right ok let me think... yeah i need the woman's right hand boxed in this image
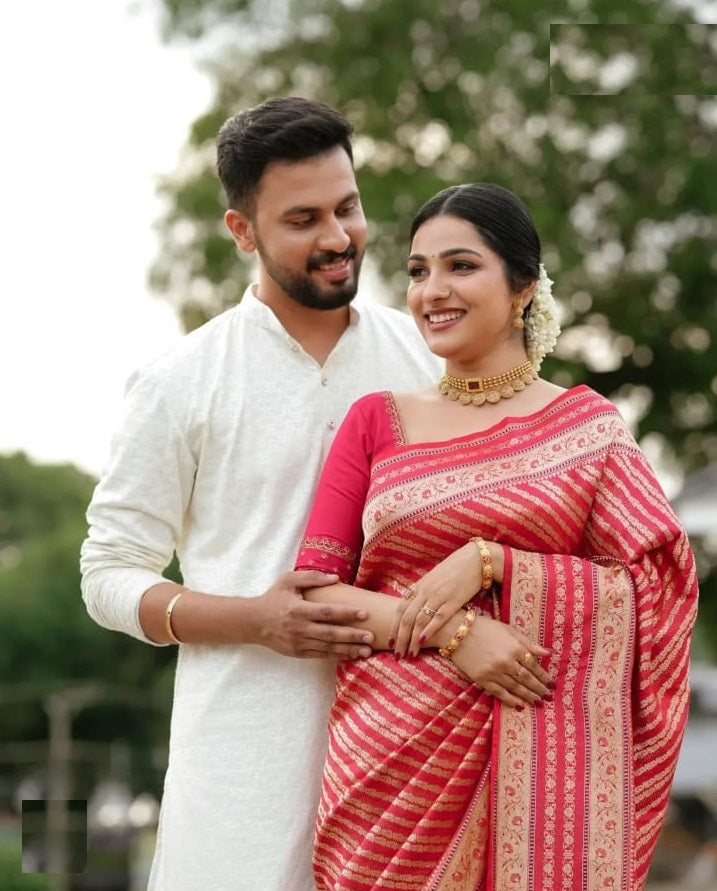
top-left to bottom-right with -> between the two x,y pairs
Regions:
450,614 -> 553,708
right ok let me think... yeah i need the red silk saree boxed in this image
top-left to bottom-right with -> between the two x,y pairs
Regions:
296,386 -> 697,891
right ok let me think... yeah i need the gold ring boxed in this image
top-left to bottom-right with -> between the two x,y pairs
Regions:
421,605 -> 438,618
402,585 -> 417,601
520,652 -> 537,668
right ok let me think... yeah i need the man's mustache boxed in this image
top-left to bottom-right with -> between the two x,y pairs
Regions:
307,245 -> 357,271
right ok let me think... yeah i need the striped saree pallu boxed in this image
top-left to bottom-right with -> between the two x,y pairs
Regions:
297,388 -> 698,891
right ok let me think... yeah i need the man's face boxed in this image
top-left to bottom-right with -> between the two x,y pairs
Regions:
243,146 -> 368,310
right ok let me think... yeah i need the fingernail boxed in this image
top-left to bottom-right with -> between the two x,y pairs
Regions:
362,633 -> 372,643
359,647 -> 372,658
387,638 -> 395,649
543,692 -> 553,701
394,652 -> 401,661
418,634 -> 426,646
534,699 -> 543,707
516,705 -> 525,711
547,680 -> 556,690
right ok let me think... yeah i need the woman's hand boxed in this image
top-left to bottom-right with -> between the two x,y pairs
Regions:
391,541 -> 502,657
451,614 -> 552,708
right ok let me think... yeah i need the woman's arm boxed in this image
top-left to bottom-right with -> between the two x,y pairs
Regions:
305,582 -> 552,707
389,539 -> 506,656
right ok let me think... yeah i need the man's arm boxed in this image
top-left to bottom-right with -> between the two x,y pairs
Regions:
138,575 -> 375,659
81,368 -> 373,658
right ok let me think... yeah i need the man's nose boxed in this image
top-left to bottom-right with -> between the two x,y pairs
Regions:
316,215 -> 351,253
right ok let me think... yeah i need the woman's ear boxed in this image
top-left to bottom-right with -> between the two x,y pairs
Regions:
519,281 -> 537,314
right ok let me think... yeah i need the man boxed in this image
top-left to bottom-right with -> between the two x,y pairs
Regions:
80,96 -> 441,891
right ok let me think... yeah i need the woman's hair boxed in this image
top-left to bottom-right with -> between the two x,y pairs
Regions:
409,183 -> 541,293
216,96 -> 354,215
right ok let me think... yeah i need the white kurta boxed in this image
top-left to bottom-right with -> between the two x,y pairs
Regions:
80,288 -> 442,891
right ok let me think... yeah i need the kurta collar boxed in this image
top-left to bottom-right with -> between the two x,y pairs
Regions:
237,284 -> 362,336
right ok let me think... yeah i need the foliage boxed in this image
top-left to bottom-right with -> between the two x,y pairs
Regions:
0,453 -> 173,799
0,840 -> 48,891
149,0 -> 716,481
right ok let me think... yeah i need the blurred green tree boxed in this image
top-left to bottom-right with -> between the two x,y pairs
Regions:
0,454 -> 174,797
148,0 -> 717,653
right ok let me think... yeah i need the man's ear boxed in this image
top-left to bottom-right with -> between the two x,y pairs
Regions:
224,209 -> 256,253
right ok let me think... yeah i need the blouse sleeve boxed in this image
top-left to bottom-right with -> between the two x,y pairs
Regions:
295,395 -> 380,583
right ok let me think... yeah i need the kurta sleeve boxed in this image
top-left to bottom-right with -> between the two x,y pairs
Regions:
295,395 -> 379,583
80,367 -> 197,644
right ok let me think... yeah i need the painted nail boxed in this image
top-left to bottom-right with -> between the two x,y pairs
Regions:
543,692 -> 554,701
418,634 -> 426,646
394,652 -> 401,661
387,638 -> 395,649
516,705 -> 525,711
547,680 -> 556,690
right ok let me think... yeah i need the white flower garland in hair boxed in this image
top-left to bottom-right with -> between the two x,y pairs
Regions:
525,263 -> 561,371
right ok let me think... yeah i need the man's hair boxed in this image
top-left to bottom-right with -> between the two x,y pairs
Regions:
216,96 -> 355,215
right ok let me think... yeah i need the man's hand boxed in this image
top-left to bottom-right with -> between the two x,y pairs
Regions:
249,571 -> 374,658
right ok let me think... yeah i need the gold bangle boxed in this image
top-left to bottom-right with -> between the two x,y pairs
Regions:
471,537 -> 493,591
439,608 -> 477,660
165,592 -> 184,645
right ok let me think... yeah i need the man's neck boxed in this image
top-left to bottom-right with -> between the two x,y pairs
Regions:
255,285 -> 352,366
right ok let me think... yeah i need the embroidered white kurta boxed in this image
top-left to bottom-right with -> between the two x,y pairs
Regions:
80,288 -> 442,891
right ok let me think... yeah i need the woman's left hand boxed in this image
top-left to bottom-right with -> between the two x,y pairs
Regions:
391,541 -> 492,657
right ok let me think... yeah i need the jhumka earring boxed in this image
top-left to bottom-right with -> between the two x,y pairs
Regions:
512,303 -> 525,330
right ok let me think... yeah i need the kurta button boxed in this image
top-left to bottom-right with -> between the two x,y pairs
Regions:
321,378 -> 328,386
327,420 -> 336,430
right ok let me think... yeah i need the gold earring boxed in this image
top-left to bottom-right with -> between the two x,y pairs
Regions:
513,304 -> 525,330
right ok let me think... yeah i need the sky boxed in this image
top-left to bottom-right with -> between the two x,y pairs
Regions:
1,0 -> 210,477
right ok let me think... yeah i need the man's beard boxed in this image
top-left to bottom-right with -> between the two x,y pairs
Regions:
258,240 -> 363,311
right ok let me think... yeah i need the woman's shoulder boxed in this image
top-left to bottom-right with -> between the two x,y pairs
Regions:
562,383 -> 625,418
345,389 -> 433,449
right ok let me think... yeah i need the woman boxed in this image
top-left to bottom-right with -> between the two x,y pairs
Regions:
295,183 -> 698,890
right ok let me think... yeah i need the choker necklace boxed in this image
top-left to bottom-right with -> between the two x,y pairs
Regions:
438,361 -> 538,406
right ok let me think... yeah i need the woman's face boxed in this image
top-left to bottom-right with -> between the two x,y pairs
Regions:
406,214 -> 528,370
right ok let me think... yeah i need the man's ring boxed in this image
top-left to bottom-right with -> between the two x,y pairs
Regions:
402,585 -> 417,601
520,652 -> 537,668
421,605 -> 438,618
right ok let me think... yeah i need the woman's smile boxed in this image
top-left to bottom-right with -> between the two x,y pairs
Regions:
424,309 -> 466,331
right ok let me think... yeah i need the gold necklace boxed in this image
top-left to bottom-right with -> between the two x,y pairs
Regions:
438,361 -> 538,406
